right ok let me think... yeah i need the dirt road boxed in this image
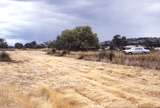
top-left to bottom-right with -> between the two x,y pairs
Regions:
0,51 -> 160,108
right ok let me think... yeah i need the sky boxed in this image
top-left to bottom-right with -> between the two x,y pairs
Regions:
1,0 -> 160,45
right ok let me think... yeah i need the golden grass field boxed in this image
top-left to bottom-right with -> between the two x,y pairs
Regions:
0,50 -> 160,108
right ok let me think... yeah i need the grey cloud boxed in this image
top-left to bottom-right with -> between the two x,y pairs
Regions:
1,0 -> 160,45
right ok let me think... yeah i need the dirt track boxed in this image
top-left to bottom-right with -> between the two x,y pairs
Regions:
0,51 -> 160,108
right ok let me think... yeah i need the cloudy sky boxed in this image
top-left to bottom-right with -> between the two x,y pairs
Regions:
0,0 -> 160,45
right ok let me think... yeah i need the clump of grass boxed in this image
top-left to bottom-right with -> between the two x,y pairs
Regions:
0,51 -> 12,62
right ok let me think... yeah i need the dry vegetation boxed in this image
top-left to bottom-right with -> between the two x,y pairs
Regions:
0,50 -> 160,108
0,51 -> 12,62
114,52 -> 160,70
67,51 -> 160,70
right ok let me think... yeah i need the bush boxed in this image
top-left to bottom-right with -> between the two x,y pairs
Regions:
59,50 -> 67,56
98,49 -> 107,61
47,48 -> 56,55
98,50 -> 115,61
77,54 -> 84,59
0,51 -> 11,62
54,50 -> 68,57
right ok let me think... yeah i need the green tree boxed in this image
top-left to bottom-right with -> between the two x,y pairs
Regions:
121,36 -> 127,48
45,40 -> 56,48
56,26 -> 99,51
15,42 -> 23,49
24,41 -> 37,48
74,26 -> 99,50
112,35 -> 127,49
112,35 -> 121,48
56,30 -> 76,50
0,38 -> 8,48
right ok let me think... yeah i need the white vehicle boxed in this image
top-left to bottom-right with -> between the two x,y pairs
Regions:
154,47 -> 160,51
123,47 -> 150,54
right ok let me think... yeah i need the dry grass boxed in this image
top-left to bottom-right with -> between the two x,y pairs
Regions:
68,51 -> 98,61
0,51 -> 160,108
113,52 -> 160,69
68,51 -> 160,70
0,85 -> 86,108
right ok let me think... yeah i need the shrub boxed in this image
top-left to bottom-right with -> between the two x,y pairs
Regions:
77,54 -> 84,59
98,50 -> 115,61
0,51 -> 11,62
47,48 -> 56,55
54,50 -> 68,57
59,50 -> 67,56
98,49 -> 106,61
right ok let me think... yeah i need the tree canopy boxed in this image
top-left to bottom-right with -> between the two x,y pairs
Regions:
15,43 -> 23,49
112,35 -> 127,49
55,26 -> 99,51
24,41 -> 46,49
0,38 -> 8,48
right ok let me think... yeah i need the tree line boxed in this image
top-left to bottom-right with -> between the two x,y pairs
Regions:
1,26 -> 160,50
102,35 -> 160,50
0,26 -> 99,50
0,40 -> 46,49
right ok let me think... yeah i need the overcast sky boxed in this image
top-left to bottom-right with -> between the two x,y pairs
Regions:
1,0 -> 160,45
